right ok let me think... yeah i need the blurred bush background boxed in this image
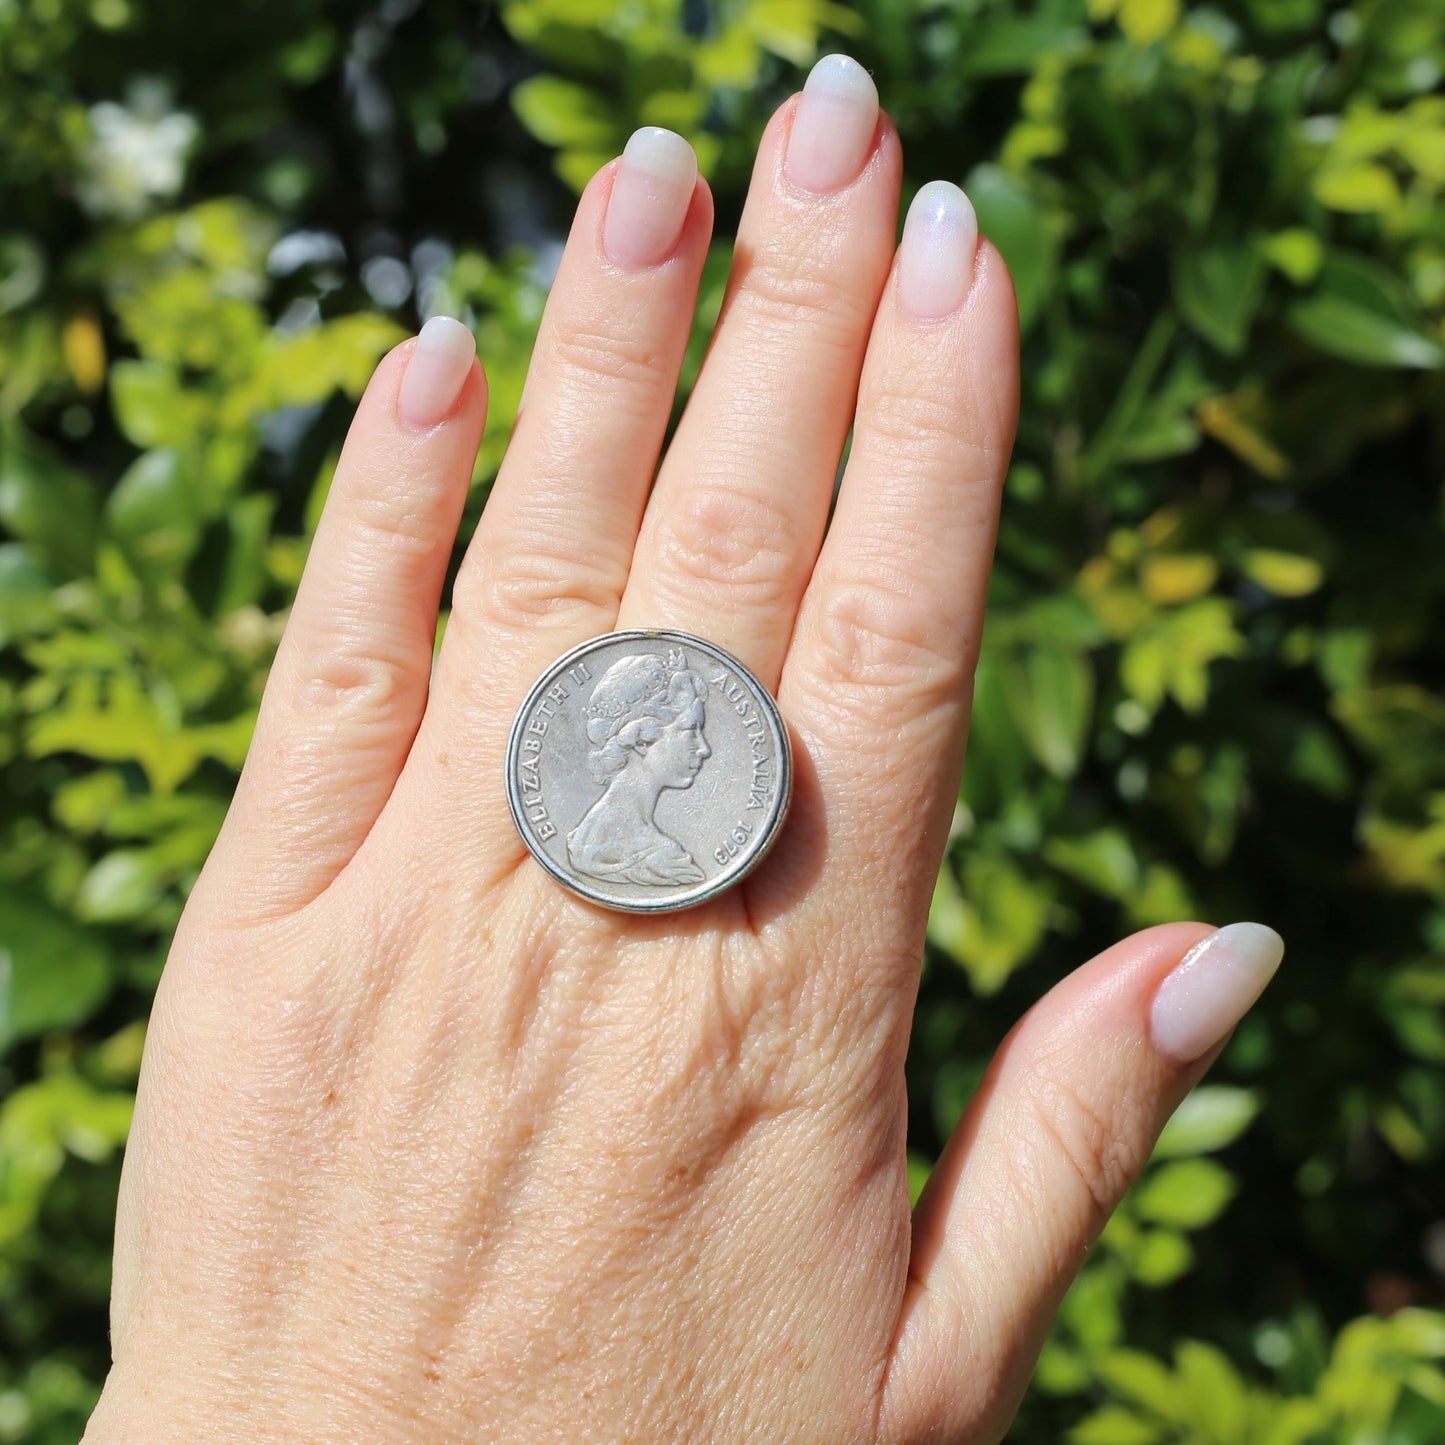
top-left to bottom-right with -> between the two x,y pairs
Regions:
3,0 -> 1444,1438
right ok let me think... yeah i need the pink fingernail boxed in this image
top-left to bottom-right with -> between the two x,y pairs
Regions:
1150,923 -> 1285,1064
397,316 -> 476,430
897,180 -> 979,320
786,54 -> 879,193
602,127 -> 697,270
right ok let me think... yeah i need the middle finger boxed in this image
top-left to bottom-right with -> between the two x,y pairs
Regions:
615,56 -> 901,689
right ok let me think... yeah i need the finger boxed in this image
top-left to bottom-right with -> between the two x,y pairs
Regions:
880,922 -> 1286,1445
433,129 -> 711,719
615,56 -> 900,686
207,320 -> 483,920
778,184 -> 1018,936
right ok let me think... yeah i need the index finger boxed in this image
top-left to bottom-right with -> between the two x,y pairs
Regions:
777,184 -> 1020,942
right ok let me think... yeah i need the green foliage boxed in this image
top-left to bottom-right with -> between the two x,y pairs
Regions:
1064,1310 -> 1445,1443
3,0 -> 1444,1439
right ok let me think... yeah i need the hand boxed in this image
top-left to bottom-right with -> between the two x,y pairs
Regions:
84,56 -> 1283,1445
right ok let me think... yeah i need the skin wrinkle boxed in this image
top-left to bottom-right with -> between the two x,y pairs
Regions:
542,320 -> 677,395
722,255 -> 878,352
455,538 -> 627,630
652,481 -> 805,604
853,381 -> 1007,469
806,579 -> 967,721
1022,1041 -> 1156,1236
304,912 -> 579,1437
124,977 -> 338,1354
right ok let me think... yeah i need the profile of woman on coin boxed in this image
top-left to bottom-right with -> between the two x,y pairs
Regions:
566,648 -> 713,886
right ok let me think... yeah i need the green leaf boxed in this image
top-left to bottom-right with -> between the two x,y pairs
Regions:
0,424 -> 99,578
0,543 -> 57,645
1035,1340 -> 1094,1395
0,234 -> 46,314
1261,228 -> 1325,285
1240,549 -> 1325,596
964,164 -> 1057,333
1126,866 -> 1197,929
1287,253 -> 1445,369
0,1072 -> 134,1244
1175,1340 -> 1249,1439
1001,645 -> 1095,778
960,17 -> 1089,75
236,314 -> 407,415
1122,600 -> 1245,717
1068,1405 -> 1165,1444
1060,1264 -> 1125,1351
1119,0 -> 1179,44
1044,828 -> 1139,898
110,360 -> 205,449
1173,242 -> 1267,355
556,148 -> 616,194
929,851 -> 1051,996
1313,162 -> 1400,213
1095,1349 -> 1182,1420
105,449 -> 202,574
1140,553 -> 1219,603
0,887 -> 112,1054
1135,1158 -> 1237,1227
214,493 -> 276,614
26,673 -> 251,794
1130,1229 -> 1195,1285
511,76 -> 617,149
1154,1086 -> 1262,1157
74,850 -> 170,924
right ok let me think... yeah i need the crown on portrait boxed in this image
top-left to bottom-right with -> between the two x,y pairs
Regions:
583,647 -> 691,721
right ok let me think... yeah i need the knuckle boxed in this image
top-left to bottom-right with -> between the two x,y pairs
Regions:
288,641 -> 409,724
1026,1071 -> 1144,1224
807,571 -> 963,708
652,484 -> 800,607
545,322 -> 673,407
340,486 -> 444,560
733,250 -> 871,348
862,384 -> 997,465
454,539 -> 624,631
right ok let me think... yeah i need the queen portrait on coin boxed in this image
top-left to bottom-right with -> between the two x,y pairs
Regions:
566,648 -> 713,887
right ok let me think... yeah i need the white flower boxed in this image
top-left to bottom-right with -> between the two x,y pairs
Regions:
76,80 -> 199,221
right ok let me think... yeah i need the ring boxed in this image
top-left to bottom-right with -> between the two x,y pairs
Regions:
505,631 -> 793,913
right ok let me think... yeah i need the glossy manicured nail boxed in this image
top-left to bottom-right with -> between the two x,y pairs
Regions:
603,127 -> 697,269
897,180 -> 979,319
786,54 -> 880,193
1150,923 -> 1285,1064
397,315 -> 476,429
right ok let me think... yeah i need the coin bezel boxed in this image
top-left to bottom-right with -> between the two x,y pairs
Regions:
505,630 -> 793,914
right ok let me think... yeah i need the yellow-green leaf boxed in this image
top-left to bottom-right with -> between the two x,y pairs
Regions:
1069,1405 -> 1165,1444
1135,1158 -> 1236,1228
1242,549 -> 1325,597
1313,162 -> 1400,213
1261,228 -> 1324,285
1141,554 -> 1219,604
1119,0 -> 1178,45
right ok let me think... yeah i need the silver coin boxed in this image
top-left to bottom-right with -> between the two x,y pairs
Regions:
505,630 -> 792,913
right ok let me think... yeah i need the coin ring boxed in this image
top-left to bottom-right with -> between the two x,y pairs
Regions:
505,631 -> 793,914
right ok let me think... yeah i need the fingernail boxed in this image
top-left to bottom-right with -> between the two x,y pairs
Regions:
786,54 -> 879,193
1150,923 -> 1285,1064
897,181 -> 979,320
603,127 -> 697,270
397,316 -> 476,429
